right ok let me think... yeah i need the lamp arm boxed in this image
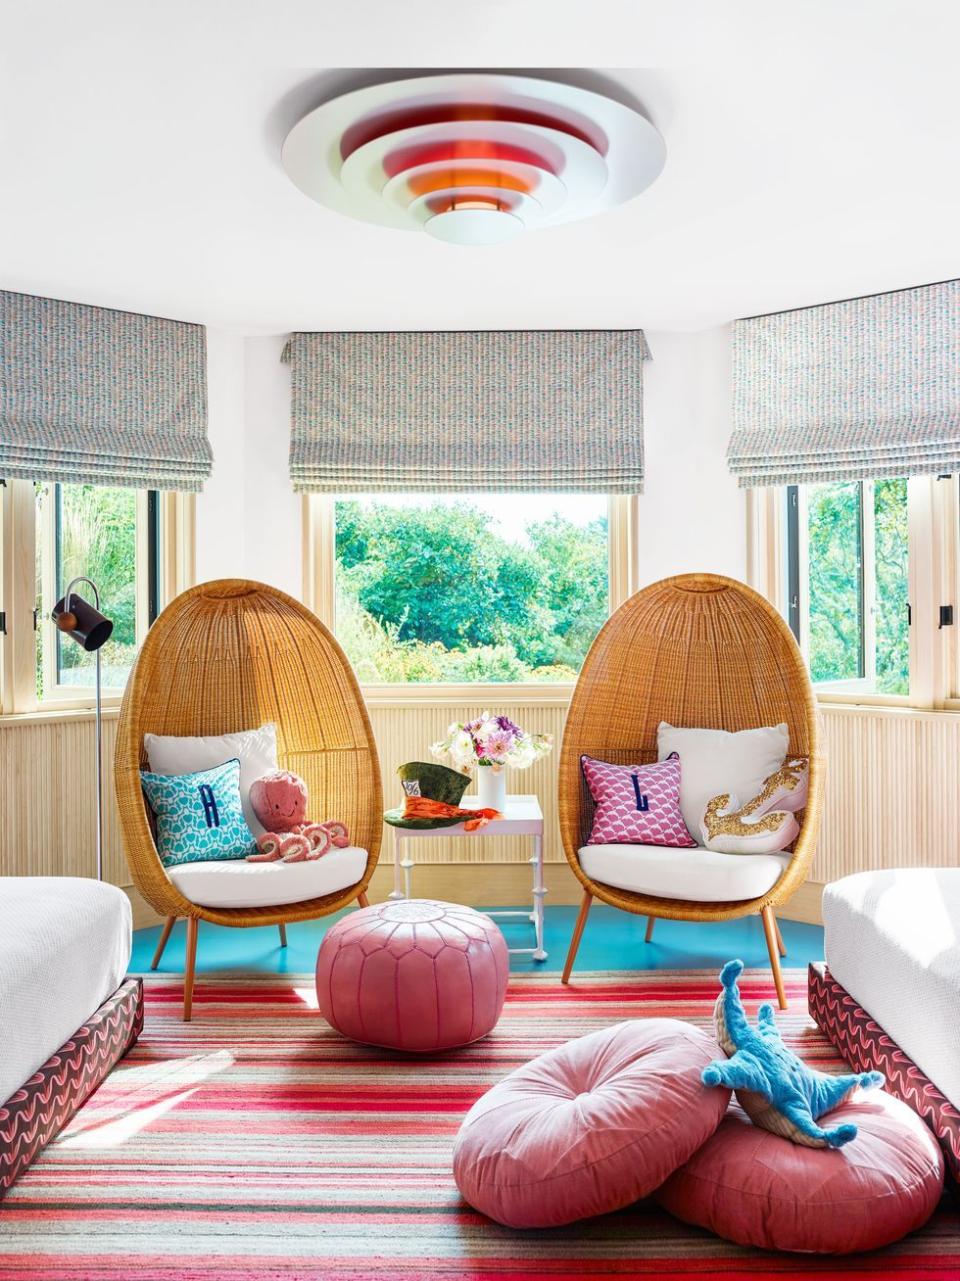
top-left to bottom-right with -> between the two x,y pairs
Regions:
63,575 -> 101,615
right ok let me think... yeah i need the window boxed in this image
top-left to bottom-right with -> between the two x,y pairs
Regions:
332,494 -> 611,684
759,472 -> 960,708
1,478 -> 192,714
787,479 -> 909,697
35,483 -> 160,700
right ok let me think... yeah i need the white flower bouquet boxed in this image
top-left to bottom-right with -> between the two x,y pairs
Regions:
431,712 -> 554,775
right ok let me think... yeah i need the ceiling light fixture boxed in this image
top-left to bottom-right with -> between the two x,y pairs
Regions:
281,73 -> 666,247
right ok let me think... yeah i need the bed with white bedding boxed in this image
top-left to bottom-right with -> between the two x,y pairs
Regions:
822,868 -> 960,1109
811,867 -> 960,1181
0,877 -> 140,1197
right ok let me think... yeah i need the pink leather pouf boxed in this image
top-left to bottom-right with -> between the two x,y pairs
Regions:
453,1019 -> 730,1228
657,1093 -> 944,1254
315,899 -> 509,1052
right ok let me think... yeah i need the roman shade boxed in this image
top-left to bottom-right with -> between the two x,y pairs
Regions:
0,290 -> 211,490
284,329 -> 650,493
728,279 -> 960,487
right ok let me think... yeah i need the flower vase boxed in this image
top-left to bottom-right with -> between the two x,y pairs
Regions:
476,764 -> 507,811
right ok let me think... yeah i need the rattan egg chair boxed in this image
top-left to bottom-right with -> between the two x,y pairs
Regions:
559,572 -> 824,1009
115,579 -> 382,1019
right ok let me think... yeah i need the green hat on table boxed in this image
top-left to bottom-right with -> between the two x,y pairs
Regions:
383,761 -> 472,829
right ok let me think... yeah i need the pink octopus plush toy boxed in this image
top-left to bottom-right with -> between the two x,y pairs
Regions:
246,769 -> 349,863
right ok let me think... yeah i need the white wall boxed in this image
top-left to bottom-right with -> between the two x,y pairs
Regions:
191,323 -> 745,598
194,330 -> 301,596
241,335 -> 301,598
194,328 -> 247,583
639,324 -> 745,585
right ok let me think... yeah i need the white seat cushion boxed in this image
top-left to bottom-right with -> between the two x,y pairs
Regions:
823,868 -> 960,1110
579,844 -> 790,902
167,845 -> 368,909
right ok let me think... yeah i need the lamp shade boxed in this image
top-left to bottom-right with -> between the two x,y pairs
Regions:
52,592 -> 113,652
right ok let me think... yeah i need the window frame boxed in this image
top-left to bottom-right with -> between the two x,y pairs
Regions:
303,492 -> 639,707
0,478 -> 195,716
749,474 -> 956,711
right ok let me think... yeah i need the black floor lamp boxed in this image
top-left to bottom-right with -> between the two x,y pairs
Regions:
52,577 -> 113,882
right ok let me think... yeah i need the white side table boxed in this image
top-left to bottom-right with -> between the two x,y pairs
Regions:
387,795 -> 547,961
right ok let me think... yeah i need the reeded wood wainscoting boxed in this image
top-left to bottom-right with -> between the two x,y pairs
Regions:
0,709 -> 126,885
3,701 -> 959,927
793,705 -> 960,919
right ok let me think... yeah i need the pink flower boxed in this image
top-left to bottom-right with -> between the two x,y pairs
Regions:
480,728 -> 514,762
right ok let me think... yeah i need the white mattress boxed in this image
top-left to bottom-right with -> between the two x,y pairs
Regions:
167,845 -> 369,908
823,868 -> 960,1110
579,844 -> 790,902
0,877 -> 132,1107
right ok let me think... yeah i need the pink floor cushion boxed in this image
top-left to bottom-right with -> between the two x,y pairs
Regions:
453,1018 -> 730,1228
657,1092 -> 944,1254
315,899 -> 509,1052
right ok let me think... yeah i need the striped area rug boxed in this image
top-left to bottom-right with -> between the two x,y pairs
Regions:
0,969 -> 956,1280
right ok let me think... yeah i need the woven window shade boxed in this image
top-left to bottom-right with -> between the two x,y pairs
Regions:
0,290 -> 211,491
728,279 -> 960,487
284,329 -> 650,493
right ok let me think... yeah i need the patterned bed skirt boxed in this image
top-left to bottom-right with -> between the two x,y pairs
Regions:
808,961 -> 960,1182
0,977 -> 143,1198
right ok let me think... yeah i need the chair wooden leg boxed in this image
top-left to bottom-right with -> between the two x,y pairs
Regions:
357,891 -> 370,908
774,916 -> 787,958
645,916 -> 656,943
278,923 -> 288,948
183,916 -> 199,1023
562,891 -> 593,985
151,916 -> 176,970
761,906 -> 788,1010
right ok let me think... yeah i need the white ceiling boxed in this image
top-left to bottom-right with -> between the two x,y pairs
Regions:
2,1 -> 958,333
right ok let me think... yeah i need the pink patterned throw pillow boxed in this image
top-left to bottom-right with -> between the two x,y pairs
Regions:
582,753 -> 696,847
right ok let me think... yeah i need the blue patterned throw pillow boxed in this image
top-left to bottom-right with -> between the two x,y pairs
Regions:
140,758 -> 256,868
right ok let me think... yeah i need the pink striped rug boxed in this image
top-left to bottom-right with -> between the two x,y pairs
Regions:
0,969 -> 956,1280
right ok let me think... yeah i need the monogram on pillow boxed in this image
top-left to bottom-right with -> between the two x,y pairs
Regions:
581,753 -> 696,848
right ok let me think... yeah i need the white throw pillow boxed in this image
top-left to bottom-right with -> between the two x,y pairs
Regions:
656,721 -> 789,844
143,723 -> 278,835
699,756 -> 809,854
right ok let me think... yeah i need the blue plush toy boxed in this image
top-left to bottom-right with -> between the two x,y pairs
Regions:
702,959 -> 884,1149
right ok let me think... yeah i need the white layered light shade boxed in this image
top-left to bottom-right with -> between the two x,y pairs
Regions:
281,73 -> 666,245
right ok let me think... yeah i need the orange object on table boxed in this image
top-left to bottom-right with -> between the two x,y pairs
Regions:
400,796 -> 502,832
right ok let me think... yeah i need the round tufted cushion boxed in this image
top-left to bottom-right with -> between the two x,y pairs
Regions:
453,1018 -> 730,1228
657,1092 -> 944,1254
315,899 -> 509,1052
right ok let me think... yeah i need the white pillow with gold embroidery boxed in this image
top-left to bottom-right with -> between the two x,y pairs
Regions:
700,757 -> 809,855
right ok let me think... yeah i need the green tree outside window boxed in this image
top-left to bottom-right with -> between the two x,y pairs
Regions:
335,497 -> 609,683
